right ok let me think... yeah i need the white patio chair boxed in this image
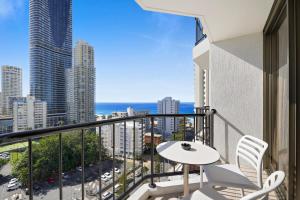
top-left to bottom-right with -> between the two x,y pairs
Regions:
203,135 -> 268,194
191,171 -> 285,200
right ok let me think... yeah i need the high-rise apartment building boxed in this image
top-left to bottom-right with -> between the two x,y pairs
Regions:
1,66 -> 22,116
66,40 -> 95,123
157,97 -> 180,137
29,0 -> 72,126
13,96 -> 47,132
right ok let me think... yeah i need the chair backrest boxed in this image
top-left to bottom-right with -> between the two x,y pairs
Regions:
240,171 -> 285,200
235,135 -> 268,188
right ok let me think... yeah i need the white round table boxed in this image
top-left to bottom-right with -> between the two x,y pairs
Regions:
156,141 -> 220,198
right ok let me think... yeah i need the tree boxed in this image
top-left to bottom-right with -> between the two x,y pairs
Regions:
154,154 -> 161,174
142,166 -> 149,174
116,172 -> 133,196
171,118 -> 185,141
11,130 -> 109,185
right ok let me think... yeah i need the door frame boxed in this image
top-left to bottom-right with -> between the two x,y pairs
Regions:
263,0 -> 300,199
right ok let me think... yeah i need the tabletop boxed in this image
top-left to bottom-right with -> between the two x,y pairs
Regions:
156,141 -> 220,165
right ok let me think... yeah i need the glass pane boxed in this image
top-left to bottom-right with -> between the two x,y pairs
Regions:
276,17 -> 289,190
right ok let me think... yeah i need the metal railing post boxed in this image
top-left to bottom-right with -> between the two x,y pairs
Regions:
173,117 -> 176,140
183,116 -> 186,141
59,133 -> 63,200
173,131 -> 176,172
133,120 -> 136,185
149,116 -> 156,188
210,109 -> 216,148
202,113 -> 205,145
162,116 -> 165,174
28,139 -> 33,200
123,121 -> 127,193
98,126 -> 102,200
81,129 -> 85,200
193,116 -> 196,142
112,124 -> 116,200
141,119 -> 144,178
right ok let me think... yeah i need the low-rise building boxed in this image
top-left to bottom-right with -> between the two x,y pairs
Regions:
101,121 -> 144,158
0,116 -> 13,134
13,96 -> 47,132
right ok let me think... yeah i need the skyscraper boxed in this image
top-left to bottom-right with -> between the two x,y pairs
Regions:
66,40 -> 95,123
157,97 -> 180,137
29,0 -> 72,126
1,66 -> 22,116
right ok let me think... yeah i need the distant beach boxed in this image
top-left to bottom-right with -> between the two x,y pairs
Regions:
95,102 -> 194,115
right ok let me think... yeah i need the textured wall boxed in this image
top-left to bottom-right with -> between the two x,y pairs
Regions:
210,33 -> 263,164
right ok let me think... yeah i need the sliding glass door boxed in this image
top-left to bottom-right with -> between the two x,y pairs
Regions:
264,2 -> 289,198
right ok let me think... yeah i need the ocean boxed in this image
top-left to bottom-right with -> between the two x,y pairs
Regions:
95,102 -> 195,115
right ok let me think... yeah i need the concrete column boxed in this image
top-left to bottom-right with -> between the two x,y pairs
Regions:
194,64 -> 205,108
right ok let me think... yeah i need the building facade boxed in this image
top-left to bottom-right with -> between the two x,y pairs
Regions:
66,40 -> 95,124
29,0 -> 72,126
13,96 -> 47,132
157,97 -> 180,137
101,121 -> 144,158
1,66 -> 22,116
0,116 -> 13,134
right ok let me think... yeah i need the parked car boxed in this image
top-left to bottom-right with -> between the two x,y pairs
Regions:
114,168 -> 121,174
47,177 -> 55,184
104,172 -> 112,179
135,170 -> 142,177
0,153 -> 9,160
101,175 -> 108,182
62,173 -> 70,179
76,166 -> 82,172
7,182 -> 20,191
33,184 -> 41,191
102,191 -> 112,200
9,178 -> 19,184
114,183 -> 121,190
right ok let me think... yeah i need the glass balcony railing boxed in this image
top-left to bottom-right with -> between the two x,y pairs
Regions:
0,107 -> 216,200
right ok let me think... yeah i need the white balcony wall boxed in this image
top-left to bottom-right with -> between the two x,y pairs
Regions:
210,32 -> 263,164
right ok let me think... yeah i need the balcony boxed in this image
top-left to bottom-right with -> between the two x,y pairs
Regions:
0,108 -> 283,200
0,109 -> 208,199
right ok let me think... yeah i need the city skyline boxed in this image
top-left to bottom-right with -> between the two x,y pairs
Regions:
0,0 -> 195,102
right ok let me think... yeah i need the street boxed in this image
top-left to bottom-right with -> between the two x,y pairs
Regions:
0,158 -> 149,200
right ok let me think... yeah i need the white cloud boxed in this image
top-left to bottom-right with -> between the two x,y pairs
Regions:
0,0 -> 24,18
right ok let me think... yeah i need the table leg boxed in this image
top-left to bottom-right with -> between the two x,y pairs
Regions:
200,165 -> 203,188
183,164 -> 189,198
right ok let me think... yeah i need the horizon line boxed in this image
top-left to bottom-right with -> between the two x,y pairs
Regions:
95,101 -> 195,104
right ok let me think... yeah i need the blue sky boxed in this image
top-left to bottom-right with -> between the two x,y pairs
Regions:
0,0 -> 195,102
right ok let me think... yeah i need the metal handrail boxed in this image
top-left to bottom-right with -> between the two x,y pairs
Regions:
0,111 -> 215,200
0,114 -> 206,144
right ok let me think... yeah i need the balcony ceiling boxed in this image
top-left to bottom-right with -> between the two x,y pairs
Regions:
135,0 -> 274,42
